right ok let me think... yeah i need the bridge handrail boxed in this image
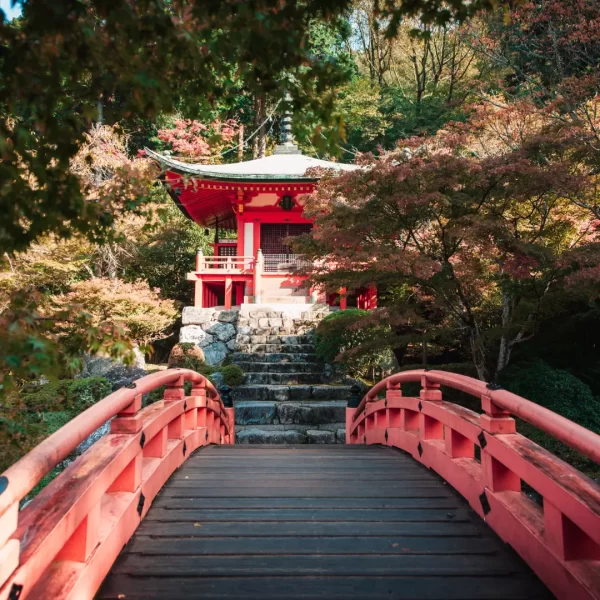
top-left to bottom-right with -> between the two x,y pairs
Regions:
352,369 -> 600,465
0,368 -> 233,600
0,369 -> 222,517
347,368 -> 600,600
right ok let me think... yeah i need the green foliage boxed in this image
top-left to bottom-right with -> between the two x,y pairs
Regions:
500,360 -> 600,477
21,377 -> 111,414
500,360 -> 600,433
125,203 -> 212,305
220,364 -> 245,388
315,309 -> 392,376
49,277 -> 178,347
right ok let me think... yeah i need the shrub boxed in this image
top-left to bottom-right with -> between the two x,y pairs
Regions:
49,277 -> 178,346
63,377 -> 112,412
21,377 -> 111,413
315,309 -> 392,376
500,360 -> 600,477
220,364 -> 245,387
499,360 -> 600,433
168,343 -> 206,371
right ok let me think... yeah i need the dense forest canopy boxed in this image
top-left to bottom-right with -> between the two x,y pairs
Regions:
1,0 -> 600,470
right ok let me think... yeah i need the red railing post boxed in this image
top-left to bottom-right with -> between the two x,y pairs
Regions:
479,391 -> 519,493
0,505 -> 19,590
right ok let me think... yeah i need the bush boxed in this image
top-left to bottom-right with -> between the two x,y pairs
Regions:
49,277 -> 178,346
220,364 -> 245,387
500,360 -> 600,477
499,360 -> 600,433
21,377 -> 111,413
168,343 -> 206,371
314,309 -> 392,376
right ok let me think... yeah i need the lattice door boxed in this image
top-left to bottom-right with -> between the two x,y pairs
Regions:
260,224 -> 312,255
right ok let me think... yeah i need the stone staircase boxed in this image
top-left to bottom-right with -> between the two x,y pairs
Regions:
231,307 -> 351,444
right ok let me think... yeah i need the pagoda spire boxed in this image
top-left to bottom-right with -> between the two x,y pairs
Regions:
274,91 -> 301,155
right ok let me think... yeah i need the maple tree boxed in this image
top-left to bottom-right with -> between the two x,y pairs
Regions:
156,118 -> 239,161
296,104 -> 600,380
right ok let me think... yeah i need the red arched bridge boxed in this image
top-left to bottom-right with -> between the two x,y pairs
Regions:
0,368 -> 599,599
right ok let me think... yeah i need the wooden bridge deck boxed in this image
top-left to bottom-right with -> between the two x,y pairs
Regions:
98,445 -> 552,600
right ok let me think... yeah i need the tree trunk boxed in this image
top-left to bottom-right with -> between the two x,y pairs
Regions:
257,93 -> 267,158
469,326 -> 489,382
237,124 -> 244,162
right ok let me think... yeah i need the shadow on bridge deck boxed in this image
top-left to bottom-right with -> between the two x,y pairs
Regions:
98,445 -> 552,599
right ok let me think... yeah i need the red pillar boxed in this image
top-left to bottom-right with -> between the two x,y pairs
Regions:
225,276 -> 232,309
339,287 -> 347,310
367,285 -> 377,309
194,279 -> 204,308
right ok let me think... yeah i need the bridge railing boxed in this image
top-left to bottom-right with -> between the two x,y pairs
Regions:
0,368 -> 234,600
347,369 -> 600,600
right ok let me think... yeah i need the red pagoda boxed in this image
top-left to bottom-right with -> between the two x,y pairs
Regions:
147,107 -> 377,311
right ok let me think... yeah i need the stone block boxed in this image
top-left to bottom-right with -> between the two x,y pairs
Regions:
307,429 -> 335,444
236,428 -> 307,444
181,306 -> 215,325
206,322 -> 236,342
231,385 -> 290,402
234,402 -> 277,425
218,310 -> 238,323
336,428 -> 346,443
268,318 -> 283,328
237,326 -> 252,336
258,318 -> 269,328
203,342 -> 228,365
179,325 -> 214,347
277,402 -> 346,425
226,339 -> 237,351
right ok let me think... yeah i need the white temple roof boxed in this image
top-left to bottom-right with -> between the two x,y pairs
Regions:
145,148 -> 358,182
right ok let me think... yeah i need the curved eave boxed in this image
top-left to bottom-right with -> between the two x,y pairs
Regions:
145,148 -> 356,182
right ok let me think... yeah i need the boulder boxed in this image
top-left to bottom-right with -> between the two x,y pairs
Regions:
203,342 -> 228,365
307,429 -> 336,444
168,344 -> 205,368
206,322 -> 236,342
210,371 -> 224,388
78,354 -> 147,391
217,309 -> 239,323
179,325 -> 214,347
234,401 -> 278,425
236,428 -> 306,444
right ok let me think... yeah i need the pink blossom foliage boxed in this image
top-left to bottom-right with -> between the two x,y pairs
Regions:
157,118 -> 239,161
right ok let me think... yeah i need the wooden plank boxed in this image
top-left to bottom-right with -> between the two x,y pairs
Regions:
123,535 -> 501,555
150,497 -> 464,510
109,553 -> 528,577
135,521 -> 482,537
157,487 -> 454,497
144,507 -> 471,522
98,574 -> 551,599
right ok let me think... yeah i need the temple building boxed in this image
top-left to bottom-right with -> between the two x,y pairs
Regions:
146,107 -> 377,311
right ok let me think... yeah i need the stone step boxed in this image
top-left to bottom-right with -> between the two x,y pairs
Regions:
244,372 -> 330,385
232,384 -> 353,403
236,343 -> 315,353
239,334 -> 314,345
234,401 -> 347,426
236,426 -> 345,444
235,361 -> 326,374
232,352 -> 319,364
259,296 -> 312,304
